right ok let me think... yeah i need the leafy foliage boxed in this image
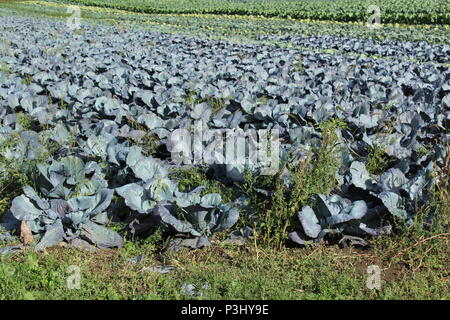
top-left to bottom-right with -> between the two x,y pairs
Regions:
52,0 -> 450,25
0,6 -> 448,253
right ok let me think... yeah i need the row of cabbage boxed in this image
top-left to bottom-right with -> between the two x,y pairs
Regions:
257,34 -> 450,64
52,0 -> 450,24
0,16 -> 449,253
3,1 -> 450,46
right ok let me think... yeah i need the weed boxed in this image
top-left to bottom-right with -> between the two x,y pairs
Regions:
184,90 -> 202,107
125,116 -> 159,156
169,166 -> 234,202
206,96 -> 225,113
0,125 -> 61,216
366,143 -> 389,175
73,29 -> 85,35
138,133 -> 159,156
59,99 -> 68,110
257,95 -> 269,106
184,90 -> 225,113
261,175 -> 291,247
0,62 -> 10,75
16,113 -> 32,130
428,146 -> 450,233
0,156 -> 40,215
292,54 -> 304,74
417,144 -> 431,159
20,75 -> 33,85
247,118 -> 347,247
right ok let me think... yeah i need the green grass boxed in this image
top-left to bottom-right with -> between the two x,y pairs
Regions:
20,75 -> 33,85
1,232 -> 448,299
291,54 -> 304,74
0,62 -> 11,75
365,143 -> 389,175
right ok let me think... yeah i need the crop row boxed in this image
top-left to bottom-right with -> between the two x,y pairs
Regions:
257,34 -> 450,64
50,0 -> 450,25
3,2 -> 450,46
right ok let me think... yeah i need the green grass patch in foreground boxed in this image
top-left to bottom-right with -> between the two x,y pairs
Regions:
0,230 -> 448,299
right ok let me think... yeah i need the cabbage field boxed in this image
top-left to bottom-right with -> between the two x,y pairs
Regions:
0,0 -> 449,300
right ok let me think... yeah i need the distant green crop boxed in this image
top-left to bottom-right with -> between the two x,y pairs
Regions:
51,0 -> 450,25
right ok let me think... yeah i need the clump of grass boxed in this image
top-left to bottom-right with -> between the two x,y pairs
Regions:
0,154 -> 40,215
20,75 -> 33,85
0,122 -> 61,216
184,90 -> 203,108
184,90 -> 225,113
59,99 -> 68,110
16,112 -> 33,130
0,62 -> 11,75
427,146 -> 450,233
366,143 -> 389,175
138,133 -> 159,156
256,94 -> 269,106
291,53 -> 304,74
206,96 -> 225,113
125,117 -> 159,156
169,166 -> 234,202
2,241 -> 447,300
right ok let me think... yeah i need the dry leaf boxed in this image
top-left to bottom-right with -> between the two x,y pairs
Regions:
20,221 -> 33,245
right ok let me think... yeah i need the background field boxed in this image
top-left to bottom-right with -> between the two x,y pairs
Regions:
52,0 -> 450,24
